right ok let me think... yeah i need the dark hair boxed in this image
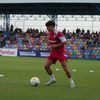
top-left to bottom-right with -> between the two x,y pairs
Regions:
45,20 -> 55,27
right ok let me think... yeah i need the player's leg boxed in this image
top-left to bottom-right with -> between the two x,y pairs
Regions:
44,58 -> 56,85
60,60 -> 75,88
44,58 -> 53,76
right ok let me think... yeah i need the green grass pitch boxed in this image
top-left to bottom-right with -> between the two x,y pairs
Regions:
0,56 -> 100,100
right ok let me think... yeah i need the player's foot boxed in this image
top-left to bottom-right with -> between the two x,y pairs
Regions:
46,79 -> 56,86
69,80 -> 75,88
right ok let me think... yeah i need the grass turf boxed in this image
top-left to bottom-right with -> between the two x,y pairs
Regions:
0,56 -> 100,100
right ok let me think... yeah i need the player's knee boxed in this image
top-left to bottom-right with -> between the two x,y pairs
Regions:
61,63 -> 66,67
44,64 -> 49,70
61,64 -> 68,71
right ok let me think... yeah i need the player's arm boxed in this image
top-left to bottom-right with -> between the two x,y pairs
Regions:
50,37 -> 67,49
48,40 -> 57,43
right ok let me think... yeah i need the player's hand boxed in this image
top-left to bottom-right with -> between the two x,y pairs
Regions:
48,40 -> 57,43
48,45 -> 56,50
48,43 -> 63,50
50,44 -> 61,50
51,44 -> 57,49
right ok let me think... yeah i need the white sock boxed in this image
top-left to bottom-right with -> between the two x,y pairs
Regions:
69,78 -> 74,82
68,78 -> 75,88
50,74 -> 55,80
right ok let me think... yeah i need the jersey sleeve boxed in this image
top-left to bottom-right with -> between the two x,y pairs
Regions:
57,32 -> 66,43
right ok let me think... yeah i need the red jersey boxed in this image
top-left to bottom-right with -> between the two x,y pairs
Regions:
48,30 -> 66,57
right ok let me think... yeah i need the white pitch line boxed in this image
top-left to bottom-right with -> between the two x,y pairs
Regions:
89,70 -> 94,73
0,74 -> 4,77
73,69 -> 77,72
56,68 -> 60,71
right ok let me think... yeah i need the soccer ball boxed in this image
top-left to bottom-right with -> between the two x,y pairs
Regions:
30,77 -> 40,86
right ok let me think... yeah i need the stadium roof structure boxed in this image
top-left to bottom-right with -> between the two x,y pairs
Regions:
0,3 -> 100,15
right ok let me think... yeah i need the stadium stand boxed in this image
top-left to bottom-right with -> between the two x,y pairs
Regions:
0,28 -> 100,59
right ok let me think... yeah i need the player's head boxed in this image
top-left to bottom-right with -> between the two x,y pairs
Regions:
45,20 -> 55,27
45,20 -> 55,32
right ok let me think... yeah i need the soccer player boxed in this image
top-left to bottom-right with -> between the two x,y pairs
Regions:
44,20 -> 75,88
